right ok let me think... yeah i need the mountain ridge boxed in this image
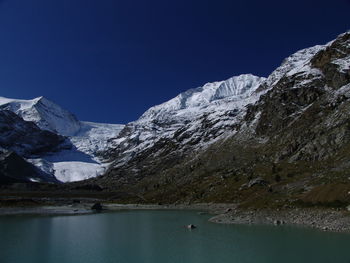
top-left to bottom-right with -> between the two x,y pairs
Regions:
84,31 -> 350,207
0,31 -> 349,208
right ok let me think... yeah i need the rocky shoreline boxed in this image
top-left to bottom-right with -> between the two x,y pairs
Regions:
209,206 -> 350,233
0,199 -> 349,233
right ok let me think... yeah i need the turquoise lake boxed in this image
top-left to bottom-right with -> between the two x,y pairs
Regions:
0,210 -> 350,263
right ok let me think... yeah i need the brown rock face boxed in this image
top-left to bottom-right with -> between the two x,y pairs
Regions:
311,33 -> 350,89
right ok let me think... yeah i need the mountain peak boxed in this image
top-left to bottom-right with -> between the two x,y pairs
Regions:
0,96 -> 81,136
138,74 -> 265,122
34,96 -> 45,102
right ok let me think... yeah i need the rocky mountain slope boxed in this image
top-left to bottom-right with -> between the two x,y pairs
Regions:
0,109 -> 67,184
103,74 -> 266,171
0,148 -> 58,184
0,110 -> 66,157
89,32 -> 350,207
1,31 -> 349,209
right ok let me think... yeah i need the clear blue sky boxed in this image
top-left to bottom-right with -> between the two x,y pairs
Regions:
0,0 -> 349,124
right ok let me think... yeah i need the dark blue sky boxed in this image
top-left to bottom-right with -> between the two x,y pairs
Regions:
0,0 -> 349,124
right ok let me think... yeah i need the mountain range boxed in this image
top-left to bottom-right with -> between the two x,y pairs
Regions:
0,31 -> 349,207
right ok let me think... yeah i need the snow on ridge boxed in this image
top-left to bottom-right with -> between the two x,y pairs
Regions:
138,74 -> 266,122
4,34 -> 348,182
213,74 -> 264,100
265,45 -> 325,88
108,34 -> 350,170
265,32 -> 350,91
333,55 -> 350,73
0,96 -> 40,111
72,121 -> 125,155
108,74 -> 268,170
0,96 -> 81,136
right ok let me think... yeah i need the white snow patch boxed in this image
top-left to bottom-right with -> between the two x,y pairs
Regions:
333,55 -> 350,73
72,122 -> 125,155
52,161 -> 105,182
38,122 -> 125,182
266,45 -> 325,88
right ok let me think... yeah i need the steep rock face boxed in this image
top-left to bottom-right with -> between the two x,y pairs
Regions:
247,32 -> 350,162
94,32 -> 350,207
0,148 -> 58,184
0,109 -> 68,184
0,110 -> 67,157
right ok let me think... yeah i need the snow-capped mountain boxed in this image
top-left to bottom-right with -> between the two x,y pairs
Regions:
138,74 -> 264,122
0,96 -> 81,136
0,96 -> 124,182
91,31 -> 350,207
104,74 -> 266,172
0,73 -> 266,183
1,31 -> 349,196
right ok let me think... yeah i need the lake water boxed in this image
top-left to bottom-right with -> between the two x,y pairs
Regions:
0,210 -> 350,263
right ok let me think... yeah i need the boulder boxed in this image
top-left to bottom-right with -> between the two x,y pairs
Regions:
91,202 -> 103,212
247,177 -> 269,188
274,219 -> 285,226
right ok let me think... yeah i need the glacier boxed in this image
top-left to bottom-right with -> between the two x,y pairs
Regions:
43,121 -> 124,182
0,96 -> 124,182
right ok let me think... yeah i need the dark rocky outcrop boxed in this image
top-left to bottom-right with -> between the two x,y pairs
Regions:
0,149 -> 58,184
0,110 -> 68,157
0,109 -> 69,184
91,202 -> 103,212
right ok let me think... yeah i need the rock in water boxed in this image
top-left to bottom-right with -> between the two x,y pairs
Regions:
91,203 -> 103,212
274,220 -> 285,226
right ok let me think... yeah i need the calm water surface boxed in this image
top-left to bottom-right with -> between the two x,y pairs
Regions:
0,210 -> 349,263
